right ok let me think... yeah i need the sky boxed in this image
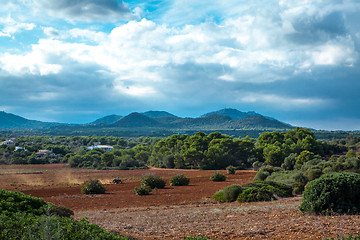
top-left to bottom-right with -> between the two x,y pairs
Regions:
1,0 -> 360,130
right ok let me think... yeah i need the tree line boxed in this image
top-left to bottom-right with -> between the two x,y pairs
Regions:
0,128 -> 353,170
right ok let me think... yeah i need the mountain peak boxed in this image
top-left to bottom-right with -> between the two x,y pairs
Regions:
142,111 -> 177,118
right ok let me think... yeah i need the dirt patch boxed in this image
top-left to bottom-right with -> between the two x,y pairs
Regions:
1,164 -> 360,239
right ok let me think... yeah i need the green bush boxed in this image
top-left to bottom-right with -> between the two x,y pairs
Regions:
226,165 -> 236,174
254,170 -> 269,181
299,173 -> 360,215
81,179 -> 106,194
0,189 -> 48,216
211,190 -> 224,201
134,185 -> 152,195
170,174 -> 190,186
305,168 -> 322,181
0,212 -> 130,240
48,204 -> 74,218
252,161 -> 264,171
0,189 -> 130,240
210,171 -> 226,182
291,182 -> 305,195
237,187 -> 274,202
242,181 -> 292,198
140,174 -> 166,189
222,185 -> 243,202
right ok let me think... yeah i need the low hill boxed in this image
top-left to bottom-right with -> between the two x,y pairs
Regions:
90,114 -> 123,125
0,111 -> 59,129
142,111 -> 177,118
112,112 -> 162,128
0,109 -> 295,135
201,108 -> 263,120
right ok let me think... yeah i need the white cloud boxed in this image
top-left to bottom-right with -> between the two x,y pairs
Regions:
0,16 -> 35,38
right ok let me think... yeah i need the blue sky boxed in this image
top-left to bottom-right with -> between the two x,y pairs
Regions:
1,0 -> 360,130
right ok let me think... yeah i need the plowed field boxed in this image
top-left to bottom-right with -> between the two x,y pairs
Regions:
1,164 -> 360,239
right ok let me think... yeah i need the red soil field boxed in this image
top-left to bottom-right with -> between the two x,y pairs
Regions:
1,164 -> 360,239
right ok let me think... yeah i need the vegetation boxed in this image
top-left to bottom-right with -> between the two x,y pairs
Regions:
222,184 -> 243,202
170,174 -> 190,186
299,173 -> 360,215
140,174 -> 166,189
81,179 -> 106,194
212,181 -> 292,203
226,165 -> 236,174
210,171 -> 227,182
134,185 -> 152,195
0,189 -> 130,239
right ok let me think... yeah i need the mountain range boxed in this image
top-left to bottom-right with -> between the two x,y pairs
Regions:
0,109 -> 293,132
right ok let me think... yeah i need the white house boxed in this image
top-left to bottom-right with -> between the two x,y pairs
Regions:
87,145 -> 113,151
1,140 -> 15,146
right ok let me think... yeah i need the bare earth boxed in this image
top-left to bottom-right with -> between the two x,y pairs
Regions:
1,164 -> 359,239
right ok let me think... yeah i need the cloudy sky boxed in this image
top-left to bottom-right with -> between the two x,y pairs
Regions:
1,0 -> 360,130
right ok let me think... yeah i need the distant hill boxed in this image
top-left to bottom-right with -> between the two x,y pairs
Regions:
112,112 -> 162,128
0,111 -> 59,129
0,109 -> 294,134
90,114 -> 123,125
142,111 -> 177,118
227,116 -> 293,129
201,108 -> 262,120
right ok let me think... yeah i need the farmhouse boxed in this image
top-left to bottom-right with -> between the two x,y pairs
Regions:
36,149 -> 54,155
15,146 -> 27,151
1,140 -> 15,146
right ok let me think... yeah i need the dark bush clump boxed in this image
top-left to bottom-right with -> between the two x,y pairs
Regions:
222,185 -> 243,202
81,179 -> 106,194
170,174 -> 190,186
299,173 -> 360,215
134,185 -> 152,195
254,171 -> 269,181
48,205 -> 74,217
210,172 -> 226,182
0,189 -> 48,216
237,187 -> 274,202
242,181 -> 292,198
305,168 -> 322,181
226,165 -> 236,174
141,174 -> 166,189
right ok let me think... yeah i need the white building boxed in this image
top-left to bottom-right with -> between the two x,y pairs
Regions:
87,145 -> 113,151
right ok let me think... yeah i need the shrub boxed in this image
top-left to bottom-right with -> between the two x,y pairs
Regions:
48,205 -> 74,218
252,161 -> 264,171
299,173 -> 360,215
81,179 -> 106,194
210,172 -> 226,182
226,165 -> 236,174
222,185 -> 243,202
134,185 -> 152,195
0,189 -> 48,216
141,174 -> 166,189
305,168 -> 322,181
211,190 -> 224,201
237,187 -> 274,202
291,182 -> 305,195
170,174 -> 190,186
254,171 -> 269,181
242,181 -> 292,198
